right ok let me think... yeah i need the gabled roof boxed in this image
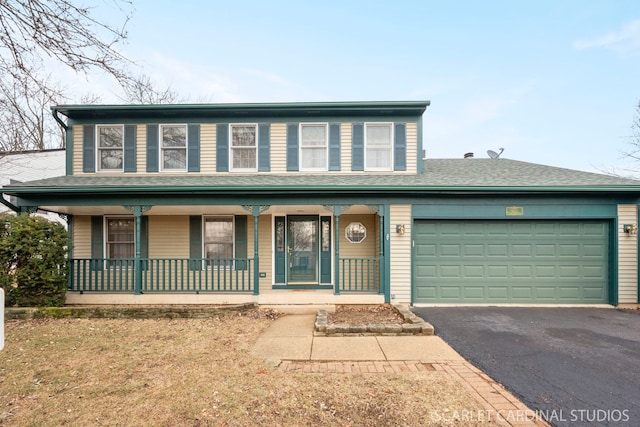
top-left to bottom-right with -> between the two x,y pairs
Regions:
4,159 -> 640,195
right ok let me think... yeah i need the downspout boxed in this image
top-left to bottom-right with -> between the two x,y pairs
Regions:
0,195 -> 19,212
51,107 -> 68,131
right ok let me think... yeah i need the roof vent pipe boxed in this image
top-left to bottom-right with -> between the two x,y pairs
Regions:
464,152 -> 474,159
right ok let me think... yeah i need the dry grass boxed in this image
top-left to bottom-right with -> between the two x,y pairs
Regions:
0,311 -> 499,426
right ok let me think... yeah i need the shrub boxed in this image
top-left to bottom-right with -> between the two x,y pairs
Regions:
0,214 -> 68,306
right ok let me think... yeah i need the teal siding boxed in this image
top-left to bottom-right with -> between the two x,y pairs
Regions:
413,220 -> 609,304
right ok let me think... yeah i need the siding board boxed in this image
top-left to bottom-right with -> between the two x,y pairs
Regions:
618,205 -> 638,303
390,205 -> 412,303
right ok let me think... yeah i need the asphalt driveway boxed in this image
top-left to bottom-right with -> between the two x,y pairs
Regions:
411,307 -> 640,427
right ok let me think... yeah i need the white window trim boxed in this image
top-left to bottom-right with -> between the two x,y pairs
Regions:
229,123 -> 258,172
96,124 -> 124,173
345,222 -> 367,244
299,122 -> 329,172
364,122 -> 394,172
104,216 -> 136,269
159,123 -> 188,172
203,215 -> 235,269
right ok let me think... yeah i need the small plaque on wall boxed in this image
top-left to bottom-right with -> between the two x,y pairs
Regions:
506,206 -> 524,216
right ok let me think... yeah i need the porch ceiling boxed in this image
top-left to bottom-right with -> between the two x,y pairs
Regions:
38,204 -> 377,216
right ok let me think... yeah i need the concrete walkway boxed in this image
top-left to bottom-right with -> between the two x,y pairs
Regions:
251,314 -> 548,427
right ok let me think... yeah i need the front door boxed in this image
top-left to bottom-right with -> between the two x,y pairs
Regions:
287,216 -> 318,284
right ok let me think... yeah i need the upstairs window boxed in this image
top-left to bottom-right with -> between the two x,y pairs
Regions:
161,124 -> 187,171
365,123 -> 393,171
97,125 -> 124,171
300,124 -> 327,171
231,124 -> 257,171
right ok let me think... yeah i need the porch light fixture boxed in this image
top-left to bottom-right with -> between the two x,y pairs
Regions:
623,223 -> 638,235
396,224 -> 405,235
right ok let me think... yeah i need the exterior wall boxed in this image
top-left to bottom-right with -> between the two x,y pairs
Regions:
257,215 -> 273,292
338,214 -> 377,258
72,215 -> 92,258
71,121 -> 419,176
148,216 -> 190,258
618,204 -> 638,303
270,123 -> 287,173
390,204 -> 412,303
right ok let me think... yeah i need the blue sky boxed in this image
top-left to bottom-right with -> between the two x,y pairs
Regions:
69,0 -> 640,174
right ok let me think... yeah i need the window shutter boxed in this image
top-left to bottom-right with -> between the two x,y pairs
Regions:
351,123 -> 364,171
189,216 -> 202,270
124,125 -> 137,172
235,215 -> 248,270
258,124 -> 270,172
286,123 -> 299,171
394,123 -> 406,171
141,216 -> 149,271
328,123 -> 341,171
188,124 -> 200,172
83,125 -> 95,173
216,124 -> 229,172
90,216 -> 103,271
146,125 -> 159,172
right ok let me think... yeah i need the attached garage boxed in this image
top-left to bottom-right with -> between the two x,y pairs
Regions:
413,219 -> 610,304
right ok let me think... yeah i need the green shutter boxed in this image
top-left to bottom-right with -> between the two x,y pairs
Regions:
351,123 -> 364,171
189,216 -> 202,270
124,125 -> 137,172
216,124 -> 229,172
83,125 -> 95,173
146,125 -> 159,172
235,216 -> 248,270
90,216 -> 103,271
258,124 -> 270,172
188,124 -> 200,172
328,123 -> 341,171
286,123 -> 299,171
394,123 -> 406,171
320,217 -> 331,283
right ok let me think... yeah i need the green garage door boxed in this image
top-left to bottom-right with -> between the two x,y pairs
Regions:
413,220 -> 609,304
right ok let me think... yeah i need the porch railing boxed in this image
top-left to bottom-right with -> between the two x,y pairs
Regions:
69,258 -> 254,293
338,257 -> 380,292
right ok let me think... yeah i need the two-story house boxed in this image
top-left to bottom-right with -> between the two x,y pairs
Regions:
2,101 -> 640,306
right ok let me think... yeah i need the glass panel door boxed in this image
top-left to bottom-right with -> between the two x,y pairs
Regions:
287,216 -> 318,284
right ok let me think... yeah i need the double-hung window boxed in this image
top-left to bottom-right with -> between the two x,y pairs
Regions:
97,125 -> 124,171
230,124 -> 257,171
161,124 -> 187,171
365,123 -> 393,171
204,216 -> 234,267
300,124 -> 327,171
106,217 -> 135,267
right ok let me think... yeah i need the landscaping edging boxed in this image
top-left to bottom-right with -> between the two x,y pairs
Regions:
314,304 -> 434,336
4,303 -> 257,320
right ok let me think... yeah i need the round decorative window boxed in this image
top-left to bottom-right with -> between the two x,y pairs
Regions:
345,222 -> 367,244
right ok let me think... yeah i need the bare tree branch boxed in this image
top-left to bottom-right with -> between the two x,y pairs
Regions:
120,73 -> 183,104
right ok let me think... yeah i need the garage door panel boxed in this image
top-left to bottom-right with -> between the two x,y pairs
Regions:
413,220 -> 609,304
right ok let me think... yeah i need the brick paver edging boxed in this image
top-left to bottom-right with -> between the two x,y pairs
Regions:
314,304 -> 435,336
279,360 -> 549,427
